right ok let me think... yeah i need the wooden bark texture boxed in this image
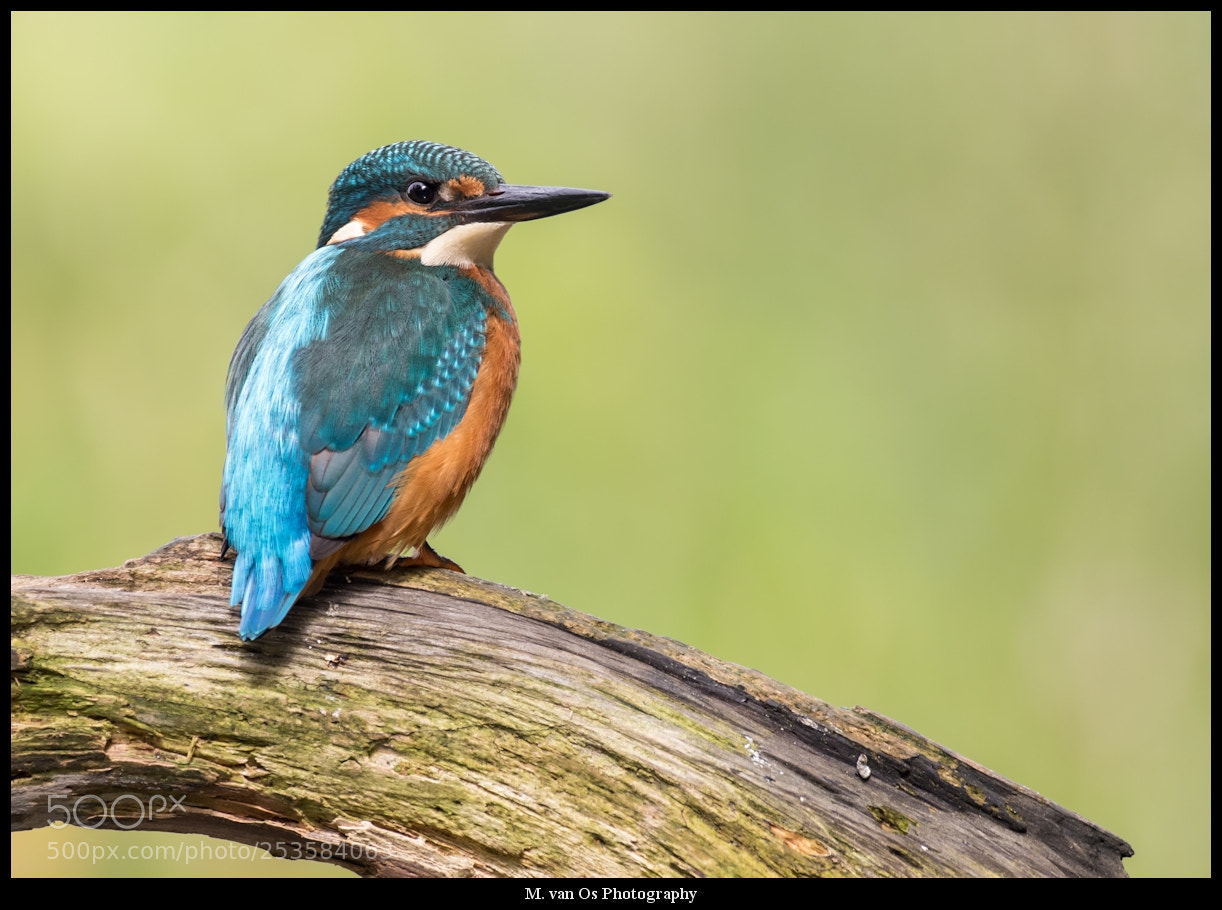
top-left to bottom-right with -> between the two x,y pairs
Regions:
11,534 -> 1133,877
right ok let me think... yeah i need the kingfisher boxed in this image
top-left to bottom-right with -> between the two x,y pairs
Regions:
221,140 -> 608,640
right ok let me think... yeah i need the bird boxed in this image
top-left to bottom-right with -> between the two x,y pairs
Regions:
220,140 -> 608,640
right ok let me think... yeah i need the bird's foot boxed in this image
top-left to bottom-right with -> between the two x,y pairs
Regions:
385,541 -> 465,574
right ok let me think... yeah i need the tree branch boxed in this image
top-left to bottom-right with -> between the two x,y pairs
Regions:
11,534 -> 1132,876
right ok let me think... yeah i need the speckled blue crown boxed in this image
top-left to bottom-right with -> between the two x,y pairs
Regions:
318,141 -> 504,246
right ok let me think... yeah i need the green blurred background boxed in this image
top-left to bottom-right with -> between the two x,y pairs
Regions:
11,12 -> 1210,877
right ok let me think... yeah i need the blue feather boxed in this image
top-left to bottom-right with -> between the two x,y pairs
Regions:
222,247 -> 338,639
222,249 -> 489,639
292,255 -> 487,543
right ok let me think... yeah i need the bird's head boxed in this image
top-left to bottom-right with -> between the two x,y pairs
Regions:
317,140 -> 608,268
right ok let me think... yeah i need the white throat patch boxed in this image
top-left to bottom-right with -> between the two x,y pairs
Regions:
419,222 -> 513,269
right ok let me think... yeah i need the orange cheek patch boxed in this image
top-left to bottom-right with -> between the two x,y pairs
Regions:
445,175 -> 487,198
353,199 -> 427,232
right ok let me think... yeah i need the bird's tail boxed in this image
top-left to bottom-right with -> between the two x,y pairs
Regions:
231,545 -> 312,640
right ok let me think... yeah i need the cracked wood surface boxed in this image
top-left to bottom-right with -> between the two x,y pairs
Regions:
11,534 -> 1132,877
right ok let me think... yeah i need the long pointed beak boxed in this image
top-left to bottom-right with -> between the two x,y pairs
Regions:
455,184 -> 610,224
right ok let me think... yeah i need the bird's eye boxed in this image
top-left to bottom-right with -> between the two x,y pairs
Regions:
405,181 -> 438,205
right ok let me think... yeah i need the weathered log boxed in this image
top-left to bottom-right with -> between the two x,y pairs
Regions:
11,534 -> 1132,877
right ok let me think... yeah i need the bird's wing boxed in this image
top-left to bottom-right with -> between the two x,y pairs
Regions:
222,247 -> 487,639
291,250 -> 487,553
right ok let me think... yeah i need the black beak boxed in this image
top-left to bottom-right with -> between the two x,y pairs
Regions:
455,184 -> 610,224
